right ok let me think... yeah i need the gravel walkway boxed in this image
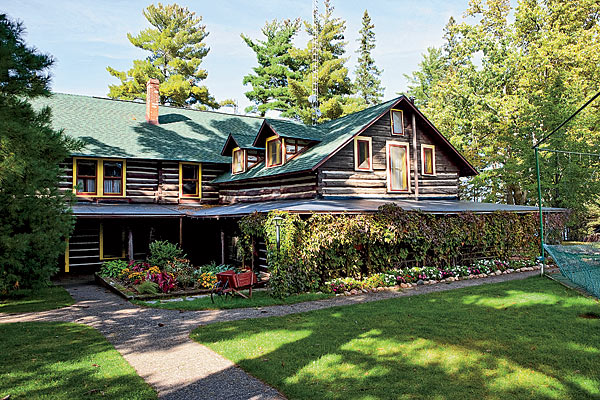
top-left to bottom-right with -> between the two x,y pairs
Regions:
0,270 -> 540,399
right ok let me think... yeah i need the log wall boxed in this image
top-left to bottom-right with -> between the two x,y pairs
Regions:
59,157 -> 227,204
317,108 -> 461,199
218,172 -> 318,203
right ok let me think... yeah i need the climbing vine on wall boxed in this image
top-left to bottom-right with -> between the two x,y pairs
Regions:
238,205 -> 567,297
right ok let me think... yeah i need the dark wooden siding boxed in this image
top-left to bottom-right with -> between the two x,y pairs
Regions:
317,108 -> 460,199
219,172 -> 318,203
59,157 -> 227,204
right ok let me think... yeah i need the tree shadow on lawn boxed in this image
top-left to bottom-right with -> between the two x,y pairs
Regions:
0,322 -> 156,399
191,277 -> 600,400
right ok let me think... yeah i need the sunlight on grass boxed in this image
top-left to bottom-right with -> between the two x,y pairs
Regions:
0,286 -> 74,313
193,278 -> 600,400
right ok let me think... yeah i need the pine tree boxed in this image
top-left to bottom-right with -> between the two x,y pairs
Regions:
106,3 -> 217,108
241,19 -> 302,116
287,0 -> 356,124
0,14 -> 79,291
354,10 -> 384,106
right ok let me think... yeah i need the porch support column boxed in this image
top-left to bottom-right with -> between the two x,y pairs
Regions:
412,112 -> 419,200
179,217 -> 183,247
220,227 -> 226,265
128,228 -> 134,262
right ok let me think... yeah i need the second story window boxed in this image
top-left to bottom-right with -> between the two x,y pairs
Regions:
103,161 -> 123,195
232,148 -> 245,174
266,136 -> 283,168
421,144 -> 436,176
180,163 -> 200,198
391,109 -> 404,135
354,136 -> 372,171
76,159 -> 98,195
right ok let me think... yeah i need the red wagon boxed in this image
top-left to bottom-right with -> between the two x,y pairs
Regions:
210,269 -> 258,303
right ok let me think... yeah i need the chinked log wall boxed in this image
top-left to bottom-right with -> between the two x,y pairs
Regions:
218,173 -> 318,203
317,109 -> 460,199
60,157 -> 227,204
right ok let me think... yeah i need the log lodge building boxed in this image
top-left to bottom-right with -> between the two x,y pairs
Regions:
35,80 -> 543,273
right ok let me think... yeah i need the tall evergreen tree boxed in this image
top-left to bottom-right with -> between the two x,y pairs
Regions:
287,0 -> 358,124
0,14 -> 79,291
107,3 -> 217,108
241,19 -> 302,116
354,10 -> 384,106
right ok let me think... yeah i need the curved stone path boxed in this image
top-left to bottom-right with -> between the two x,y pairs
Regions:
0,270 -> 540,400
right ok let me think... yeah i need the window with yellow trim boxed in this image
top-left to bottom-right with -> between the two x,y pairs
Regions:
180,163 -> 200,197
75,159 -> 98,195
422,144 -> 436,176
73,158 -> 126,197
232,148 -> 245,174
103,161 -> 124,195
391,109 -> 404,135
387,141 -> 410,192
354,136 -> 372,171
266,136 -> 283,167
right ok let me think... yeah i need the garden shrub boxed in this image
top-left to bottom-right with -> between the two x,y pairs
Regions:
99,259 -> 128,278
239,206 -> 566,296
135,281 -> 159,295
164,258 -> 195,288
147,240 -> 184,270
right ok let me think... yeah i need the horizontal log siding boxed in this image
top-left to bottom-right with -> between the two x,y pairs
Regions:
59,157 -> 227,204
219,173 -> 318,203
67,220 -> 101,271
317,109 -> 460,199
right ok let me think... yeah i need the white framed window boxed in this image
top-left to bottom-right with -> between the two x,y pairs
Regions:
421,144 -> 436,176
390,109 -> 404,135
386,141 -> 411,192
232,147 -> 245,174
353,136 -> 373,171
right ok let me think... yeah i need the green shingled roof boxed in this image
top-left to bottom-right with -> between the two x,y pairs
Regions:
264,118 -> 324,142
214,97 -> 401,183
32,93 -> 263,164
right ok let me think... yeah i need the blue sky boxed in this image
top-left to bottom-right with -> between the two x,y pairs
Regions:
3,0 -> 470,111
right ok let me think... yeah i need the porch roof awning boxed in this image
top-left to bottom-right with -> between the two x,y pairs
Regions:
181,198 -> 564,218
70,203 -> 185,217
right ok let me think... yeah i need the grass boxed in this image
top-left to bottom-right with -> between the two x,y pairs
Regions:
0,286 -> 74,313
0,322 -> 156,399
132,290 -> 333,310
191,277 -> 600,400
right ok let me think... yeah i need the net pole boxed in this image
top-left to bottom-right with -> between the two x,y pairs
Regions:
535,147 -> 545,276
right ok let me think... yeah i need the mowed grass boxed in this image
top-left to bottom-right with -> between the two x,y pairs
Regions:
133,290 -> 333,310
0,322 -> 156,399
0,286 -> 74,313
191,277 -> 600,400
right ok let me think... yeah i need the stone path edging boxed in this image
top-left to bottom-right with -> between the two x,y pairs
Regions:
0,269 -> 541,400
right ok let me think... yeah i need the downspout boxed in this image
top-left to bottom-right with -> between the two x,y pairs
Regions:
412,112 -> 419,200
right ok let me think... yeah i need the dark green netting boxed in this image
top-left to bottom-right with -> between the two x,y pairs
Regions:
544,244 -> 600,298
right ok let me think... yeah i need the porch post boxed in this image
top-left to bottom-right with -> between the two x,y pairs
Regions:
179,217 -> 183,247
412,112 -> 419,200
128,228 -> 134,262
220,227 -> 226,265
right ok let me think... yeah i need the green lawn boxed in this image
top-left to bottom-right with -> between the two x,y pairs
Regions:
132,290 -> 333,310
0,322 -> 156,399
0,286 -> 74,313
191,277 -> 600,400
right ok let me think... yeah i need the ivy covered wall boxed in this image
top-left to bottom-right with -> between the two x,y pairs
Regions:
239,205 -> 566,297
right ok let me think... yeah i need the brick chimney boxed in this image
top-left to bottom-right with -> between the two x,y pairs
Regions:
146,78 -> 160,125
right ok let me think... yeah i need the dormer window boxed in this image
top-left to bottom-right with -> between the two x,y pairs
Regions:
391,109 -> 404,135
232,147 -> 245,174
266,136 -> 283,168
285,139 -> 308,161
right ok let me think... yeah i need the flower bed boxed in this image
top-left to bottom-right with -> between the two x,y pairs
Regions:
97,240 -> 243,299
325,259 -> 543,296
